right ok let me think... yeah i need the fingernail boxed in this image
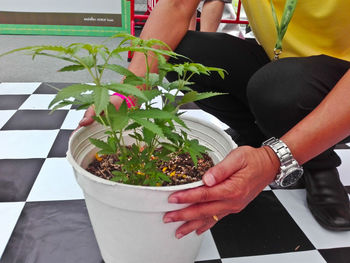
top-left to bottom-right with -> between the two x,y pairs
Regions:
203,172 -> 215,186
163,217 -> 173,223
79,117 -> 88,125
176,233 -> 184,239
168,196 -> 178,203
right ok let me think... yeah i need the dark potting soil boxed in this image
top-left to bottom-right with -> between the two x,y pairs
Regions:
86,152 -> 214,186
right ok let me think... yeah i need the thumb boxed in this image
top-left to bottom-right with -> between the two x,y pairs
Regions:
203,149 -> 243,187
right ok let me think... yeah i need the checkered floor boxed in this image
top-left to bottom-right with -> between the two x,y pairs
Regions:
1,82 -> 350,263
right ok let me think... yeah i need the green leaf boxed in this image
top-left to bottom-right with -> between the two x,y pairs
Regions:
123,75 -> 145,86
179,91 -> 225,105
104,83 -> 148,101
125,122 -> 141,131
80,56 -> 95,68
147,73 -> 159,87
111,171 -> 129,183
89,138 -> 115,154
142,126 -> 155,146
93,87 -> 109,115
142,89 -> 163,101
104,64 -> 139,77
158,172 -> 172,183
58,64 -> 85,72
49,100 -> 73,112
129,108 -> 175,120
48,84 -> 95,109
129,117 -> 164,138
107,102 -> 130,131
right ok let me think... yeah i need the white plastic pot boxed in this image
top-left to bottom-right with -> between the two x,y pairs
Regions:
67,115 -> 236,263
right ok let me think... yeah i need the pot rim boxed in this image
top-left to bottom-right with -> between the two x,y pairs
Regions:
67,115 -> 235,192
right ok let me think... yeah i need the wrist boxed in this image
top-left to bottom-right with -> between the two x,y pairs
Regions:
262,137 -> 303,187
261,145 -> 281,181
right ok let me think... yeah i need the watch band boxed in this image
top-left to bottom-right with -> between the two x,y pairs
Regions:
262,137 -> 303,186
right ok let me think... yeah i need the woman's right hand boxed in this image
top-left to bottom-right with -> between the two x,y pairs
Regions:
77,95 -> 124,129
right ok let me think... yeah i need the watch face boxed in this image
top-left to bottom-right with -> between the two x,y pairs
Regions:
281,168 -> 303,187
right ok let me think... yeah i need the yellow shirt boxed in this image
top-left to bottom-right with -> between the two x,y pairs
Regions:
242,0 -> 350,61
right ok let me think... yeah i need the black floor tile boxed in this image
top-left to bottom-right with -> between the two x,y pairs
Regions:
0,95 -> 29,110
1,110 -> 68,130
1,200 -> 103,263
319,247 -> 350,263
34,83 -> 77,94
47,129 -> 74,157
0,159 -> 45,202
210,191 -> 315,258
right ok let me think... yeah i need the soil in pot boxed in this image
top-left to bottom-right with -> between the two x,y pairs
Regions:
86,150 -> 214,186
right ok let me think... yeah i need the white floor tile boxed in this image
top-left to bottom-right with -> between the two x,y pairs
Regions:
0,202 -> 25,259
274,189 -> 350,249
335,149 -> 350,186
0,110 -> 15,129
60,110 -> 85,129
0,130 -> 59,158
195,231 -> 221,261
27,158 -> 84,201
0,83 -> 41,94
19,94 -> 71,110
221,250 -> 326,263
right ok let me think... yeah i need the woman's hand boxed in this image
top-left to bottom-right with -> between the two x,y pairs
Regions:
77,95 -> 124,129
163,145 -> 280,239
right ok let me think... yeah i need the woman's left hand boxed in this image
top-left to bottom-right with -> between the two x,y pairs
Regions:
163,145 -> 280,239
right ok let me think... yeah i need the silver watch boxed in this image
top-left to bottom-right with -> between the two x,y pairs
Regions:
262,137 -> 303,187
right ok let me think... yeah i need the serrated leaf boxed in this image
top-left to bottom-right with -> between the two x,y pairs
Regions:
179,91 -> 225,105
129,117 -> 164,138
147,73 -> 159,87
125,122 -> 141,131
49,84 -> 95,109
142,126 -> 155,146
58,64 -> 85,72
80,56 -> 95,68
49,100 -> 73,112
142,89 -> 162,101
123,75 -> 145,86
158,172 -> 172,183
89,138 -> 115,154
104,83 -> 148,101
129,108 -> 175,120
104,64 -> 138,77
107,102 -> 130,131
93,87 -> 109,115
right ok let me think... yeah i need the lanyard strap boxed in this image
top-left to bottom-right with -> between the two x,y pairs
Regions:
270,0 -> 298,60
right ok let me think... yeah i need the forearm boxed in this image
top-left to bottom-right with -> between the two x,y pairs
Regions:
128,0 -> 200,76
282,69 -> 350,165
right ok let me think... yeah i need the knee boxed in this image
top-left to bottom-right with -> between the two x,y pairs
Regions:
246,58 -> 312,135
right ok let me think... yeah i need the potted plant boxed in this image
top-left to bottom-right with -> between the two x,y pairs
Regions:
1,34 -> 236,263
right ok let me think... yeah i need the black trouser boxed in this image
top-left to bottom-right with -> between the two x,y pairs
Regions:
167,31 -> 350,170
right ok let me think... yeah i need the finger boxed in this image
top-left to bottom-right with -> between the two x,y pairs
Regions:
164,200 -> 235,223
202,148 -> 245,187
78,106 -> 95,127
175,213 -> 227,239
168,176 -> 242,204
196,213 -> 228,235
174,219 -> 208,239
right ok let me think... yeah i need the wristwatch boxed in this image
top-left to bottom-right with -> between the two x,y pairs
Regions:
262,137 -> 303,187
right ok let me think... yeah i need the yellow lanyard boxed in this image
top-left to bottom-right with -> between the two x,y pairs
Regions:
270,0 -> 298,60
